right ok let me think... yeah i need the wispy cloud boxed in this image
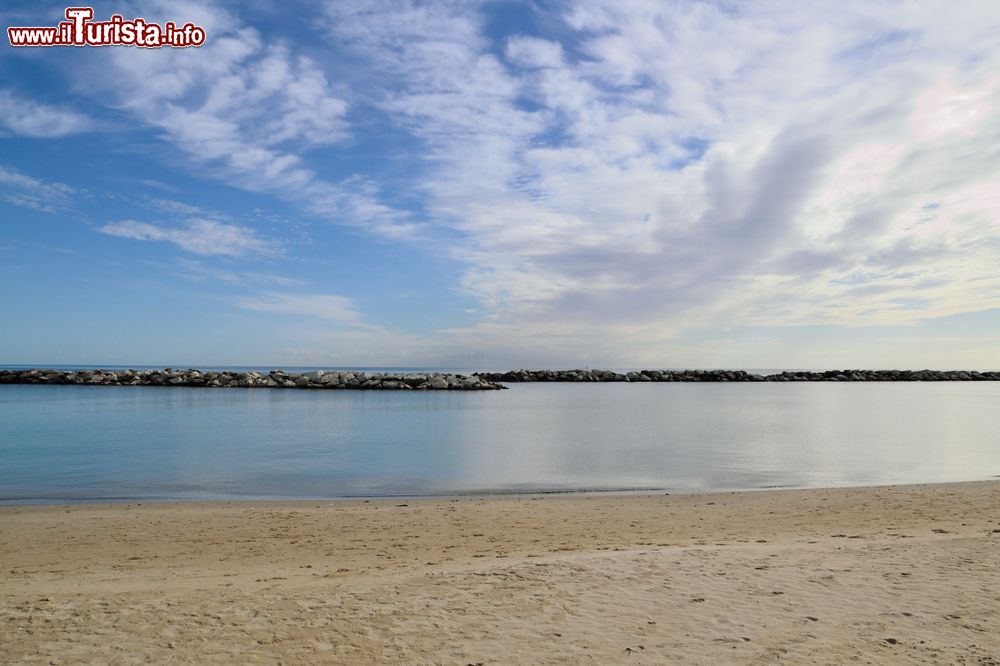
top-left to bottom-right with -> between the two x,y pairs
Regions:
0,165 -> 76,213
236,292 -> 364,326
72,1 -> 415,239
142,197 -> 221,218
0,89 -> 93,138
136,179 -> 180,193
98,218 -> 275,257
173,258 -> 302,287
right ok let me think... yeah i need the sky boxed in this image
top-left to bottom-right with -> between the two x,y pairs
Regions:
1,0 -> 999,369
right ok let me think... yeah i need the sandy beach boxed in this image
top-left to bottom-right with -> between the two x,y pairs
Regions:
2,482 -> 999,664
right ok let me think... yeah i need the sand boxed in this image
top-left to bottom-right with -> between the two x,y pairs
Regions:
2,482 -> 999,664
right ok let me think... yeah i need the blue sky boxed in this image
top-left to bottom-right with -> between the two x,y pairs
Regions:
2,0 -> 999,368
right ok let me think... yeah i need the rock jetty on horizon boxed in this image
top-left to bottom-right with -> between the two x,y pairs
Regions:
473,368 -> 1000,382
2,368 -> 999,391
0,368 -> 506,390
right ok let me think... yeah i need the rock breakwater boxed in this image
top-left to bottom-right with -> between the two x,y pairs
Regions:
3,368 -> 998,391
474,368 -> 1000,382
0,368 -> 506,390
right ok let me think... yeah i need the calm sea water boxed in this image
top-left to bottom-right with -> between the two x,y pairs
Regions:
2,382 -> 999,503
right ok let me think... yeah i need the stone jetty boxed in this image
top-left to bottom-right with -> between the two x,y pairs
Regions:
474,368 -> 1000,383
3,368 -> 999,391
0,368 -> 505,390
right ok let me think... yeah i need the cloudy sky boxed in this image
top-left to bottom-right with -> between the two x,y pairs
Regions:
2,0 -> 999,369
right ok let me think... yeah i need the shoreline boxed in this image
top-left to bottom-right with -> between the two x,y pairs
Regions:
5,476 -> 1000,507
4,480 -> 999,663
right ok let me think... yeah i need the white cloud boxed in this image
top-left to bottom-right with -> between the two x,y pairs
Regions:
323,0 -> 1000,364
0,165 -> 75,213
73,1 -> 413,239
236,292 -> 364,326
171,259 -> 302,287
143,198 -> 216,218
505,37 -> 564,70
98,218 -> 274,257
0,89 -> 92,138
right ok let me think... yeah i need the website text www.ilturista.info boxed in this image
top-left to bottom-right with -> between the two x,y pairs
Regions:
7,7 -> 206,48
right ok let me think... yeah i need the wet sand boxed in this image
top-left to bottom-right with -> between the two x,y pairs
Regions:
2,481 -> 999,664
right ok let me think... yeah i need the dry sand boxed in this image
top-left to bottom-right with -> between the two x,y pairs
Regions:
2,482 -> 999,664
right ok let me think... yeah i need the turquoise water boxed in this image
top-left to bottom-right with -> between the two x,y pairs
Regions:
2,382 -> 999,502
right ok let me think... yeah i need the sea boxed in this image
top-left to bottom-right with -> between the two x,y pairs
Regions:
2,367 -> 999,503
